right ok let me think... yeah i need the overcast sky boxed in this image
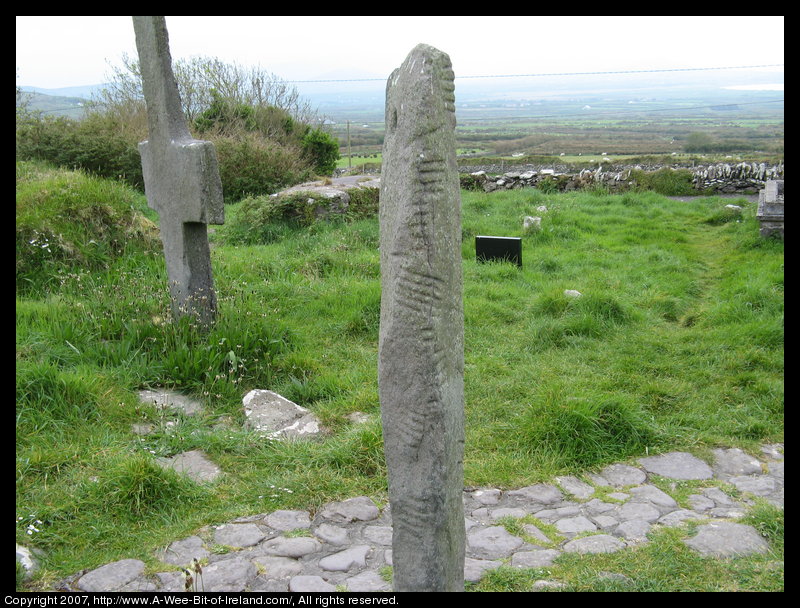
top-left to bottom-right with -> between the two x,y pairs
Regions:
17,15 -> 784,89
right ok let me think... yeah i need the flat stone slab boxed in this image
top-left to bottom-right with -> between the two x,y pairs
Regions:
57,442 -> 783,592
562,534 -> 626,554
201,558 -> 258,592
363,525 -> 393,545
265,510 -> 312,531
242,389 -> 321,440
470,488 -> 502,505
464,557 -> 503,582
712,448 -> 763,478
511,549 -> 561,568
289,575 -> 336,592
556,476 -> 595,499
343,570 -> 391,592
261,536 -> 323,558
251,555 -> 303,580
138,389 -> 204,416
506,483 -> 563,504
77,559 -> 146,592
213,523 -> 266,548
313,523 -> 350,545
613,519 -> 652,541
616,502 -> 661,523
318,545 -> 371,572
729,475 -> 779,496
628,485 -> 678,508
318,496 -> 380,523
684,522 -> 769,557
157,449 -> 221,483
638,452 -> 713,480
158,535 -> 209,565
599,464 -> 647,487
467,526 -> 524,559
555,515 -> 597,534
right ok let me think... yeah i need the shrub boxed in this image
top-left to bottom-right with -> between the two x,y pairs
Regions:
302,128 -> 340,176
214,134 -> 313,201
15,114 -> 145,190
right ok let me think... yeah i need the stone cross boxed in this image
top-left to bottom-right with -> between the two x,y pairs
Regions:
378,44 -> 466,592
133,16 -> 224,326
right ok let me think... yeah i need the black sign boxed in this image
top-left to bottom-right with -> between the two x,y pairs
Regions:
476,236 -> 522,267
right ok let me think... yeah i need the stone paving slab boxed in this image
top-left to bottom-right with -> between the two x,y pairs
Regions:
45,444 -> 783,592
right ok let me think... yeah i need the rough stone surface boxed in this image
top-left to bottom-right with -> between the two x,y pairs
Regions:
251,556 -> 303,580
467,526 -> 524,559
511,550 -> 561,568
132,16 -> 223,326
265,510 -> 312,531
261,537 -> 323,558
289,575 -> 336,592
313,523 -> 350,546
213,524 -> 266,548
318,545 -> 371,572
628,485 -> 678,508
242,389 -> 321,440
158,535 -> 210,565
613,519 -> 652,542
563,535 -> 626,554
201,558 -> 258,592
684,522 -> 770,557
156,449 -> 221,483
464,558 -> 503,582
616,502 -> 661,523
378,43 -> 465,592
16,545 -> 38,579
556,476 -> 595,499
55,443 -> 783,592
343,570 -> 391,592
713,448 -> 763,478
555,516 -> 597,535
318,496 -> 380,523
638,452 -> 714,479
507,483 -> 563,504
599,463 -> 647,487
138,389 -> 204,416
77,559 -> 146,592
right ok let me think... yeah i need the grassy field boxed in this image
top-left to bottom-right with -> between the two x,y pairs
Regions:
331,100 -> 784,162
16,161 -> 783,591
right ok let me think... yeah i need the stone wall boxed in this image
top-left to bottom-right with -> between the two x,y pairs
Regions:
459,162 -> 785,194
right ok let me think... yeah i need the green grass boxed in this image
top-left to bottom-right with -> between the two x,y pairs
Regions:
16,161 -> 782,591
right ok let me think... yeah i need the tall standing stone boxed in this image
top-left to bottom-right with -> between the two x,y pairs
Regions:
378,44 -> 465,592
133,16 -> 224,326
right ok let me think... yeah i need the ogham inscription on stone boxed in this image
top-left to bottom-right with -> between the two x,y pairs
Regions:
133,16 -> 224,326
378,44 -> 465,592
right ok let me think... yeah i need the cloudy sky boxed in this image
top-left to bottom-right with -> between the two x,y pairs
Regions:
17,15 -> 784,89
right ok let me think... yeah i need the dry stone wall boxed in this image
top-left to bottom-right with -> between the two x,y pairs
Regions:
460,161 -> 784,194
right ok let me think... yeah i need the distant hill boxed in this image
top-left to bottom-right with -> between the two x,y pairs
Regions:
18,85 -> 110,120
21,84 -> 109,99
17,91 -> 91,119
